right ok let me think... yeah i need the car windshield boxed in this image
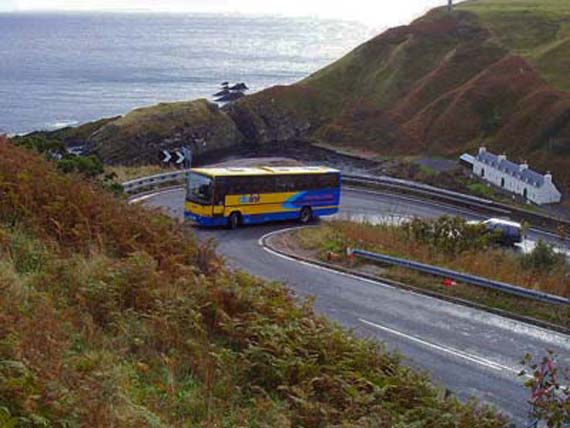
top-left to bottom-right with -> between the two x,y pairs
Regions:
186,172 -> 213,204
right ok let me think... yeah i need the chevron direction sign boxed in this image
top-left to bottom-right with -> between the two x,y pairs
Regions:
161,147 -> 192,168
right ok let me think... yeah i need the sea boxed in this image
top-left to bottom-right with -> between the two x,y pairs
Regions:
0,12 -> 372,134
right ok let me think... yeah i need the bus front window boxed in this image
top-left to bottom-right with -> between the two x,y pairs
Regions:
186,173 -> 213,204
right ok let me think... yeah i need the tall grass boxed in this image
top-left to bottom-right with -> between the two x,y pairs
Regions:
0,140 -> 506,426
298,220 -> 570,298
107,165 -> 178,183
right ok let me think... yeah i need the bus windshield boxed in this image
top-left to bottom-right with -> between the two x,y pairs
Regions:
186,173 -> 213,204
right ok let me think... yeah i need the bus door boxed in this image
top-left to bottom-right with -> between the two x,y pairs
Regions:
212,178 -> 226,217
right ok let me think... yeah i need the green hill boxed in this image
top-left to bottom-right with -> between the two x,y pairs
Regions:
227,0 -> 570,190
458,0 -> 570,91
22,0 -> 570,193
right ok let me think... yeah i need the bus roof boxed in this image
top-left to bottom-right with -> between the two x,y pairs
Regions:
191,166 -> 340,177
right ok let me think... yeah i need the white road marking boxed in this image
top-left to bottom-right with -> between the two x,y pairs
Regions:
259,227 -> 395,291
259,228 -> 570,347
128,187 -> 184,204
137,190 -> 570,347
359,318 -> 523,375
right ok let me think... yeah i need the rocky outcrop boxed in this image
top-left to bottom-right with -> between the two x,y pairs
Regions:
225,85 -> 327,145
89,99 -> 244,165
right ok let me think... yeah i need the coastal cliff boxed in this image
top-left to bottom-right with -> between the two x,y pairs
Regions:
23,0 -> 570,189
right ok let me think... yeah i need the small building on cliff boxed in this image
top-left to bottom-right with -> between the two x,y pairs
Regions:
461,147 -> 562,205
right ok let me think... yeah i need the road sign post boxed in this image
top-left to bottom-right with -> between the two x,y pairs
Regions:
181,146 -> 192,169
181,147 -> 192,195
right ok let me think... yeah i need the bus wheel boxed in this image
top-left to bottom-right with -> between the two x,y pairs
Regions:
228,212 -> 241,230
299,207 -> 312,224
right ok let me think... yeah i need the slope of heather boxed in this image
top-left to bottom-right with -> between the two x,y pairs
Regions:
0,137 -> 506,426
228,1 -> 570,191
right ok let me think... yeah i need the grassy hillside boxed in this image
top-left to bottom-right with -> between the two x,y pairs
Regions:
227,0 -> 570,192
0,137 -> 506,426
458,0 -> 570,91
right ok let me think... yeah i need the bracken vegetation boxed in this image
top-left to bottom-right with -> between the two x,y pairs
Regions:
0,139 -> 508,426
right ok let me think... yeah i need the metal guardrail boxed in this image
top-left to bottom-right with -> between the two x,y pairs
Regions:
352,248 -> 570,305
341,174 -> 511,215
344,173 -> 494,205
123,170 -> 570,304
122,169 -> 190,193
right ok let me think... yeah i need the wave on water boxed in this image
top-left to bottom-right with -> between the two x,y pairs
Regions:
45,120 -> 80,131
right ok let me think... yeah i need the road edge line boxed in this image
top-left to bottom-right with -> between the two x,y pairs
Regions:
260,227 -> 570,336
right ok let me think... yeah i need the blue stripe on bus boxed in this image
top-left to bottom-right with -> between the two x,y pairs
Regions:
184,212 -> 228,227
282,189 -> 340,210
185,206 -> 339,227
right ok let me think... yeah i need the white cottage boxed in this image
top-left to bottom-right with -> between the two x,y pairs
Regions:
462,147 -> 562,205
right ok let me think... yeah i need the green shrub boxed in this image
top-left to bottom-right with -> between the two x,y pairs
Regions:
520,240 -> 567,272
406,216 -> 490,257
467,183 -> 495,198
11,134 -> 65,158
520,351 -> 570,427
56,155 -> 104,178
0,228 -> 48,275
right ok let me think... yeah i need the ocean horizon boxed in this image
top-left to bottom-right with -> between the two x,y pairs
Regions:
0,12 -> 372,134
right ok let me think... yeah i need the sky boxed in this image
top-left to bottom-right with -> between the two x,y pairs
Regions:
1,0 -> 455,27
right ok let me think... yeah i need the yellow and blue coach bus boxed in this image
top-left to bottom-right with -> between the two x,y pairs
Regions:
184,166 -> 341,228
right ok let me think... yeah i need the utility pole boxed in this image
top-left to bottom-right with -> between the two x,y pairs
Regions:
448,0 -> 453,13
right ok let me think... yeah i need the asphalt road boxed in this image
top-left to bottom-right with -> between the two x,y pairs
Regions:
140,187 -> 570,426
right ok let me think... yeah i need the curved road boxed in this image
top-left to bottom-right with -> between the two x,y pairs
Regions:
141,187 -> 570,426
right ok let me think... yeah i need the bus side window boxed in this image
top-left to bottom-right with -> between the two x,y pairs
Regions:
275,176 -> 291,192
318,173 -> 339,188
249,176 -> 269,194
295,174 -> 314,191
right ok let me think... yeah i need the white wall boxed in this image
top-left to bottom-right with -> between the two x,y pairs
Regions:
471,160 -> 561,205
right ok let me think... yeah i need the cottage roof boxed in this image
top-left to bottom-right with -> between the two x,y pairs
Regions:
475,151 -> 545,188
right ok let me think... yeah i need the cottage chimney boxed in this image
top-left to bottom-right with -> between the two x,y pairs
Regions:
498,153 -> 507,161
545,172 -> 553,183
519,162 -> 529,171
478,146 -> 486,155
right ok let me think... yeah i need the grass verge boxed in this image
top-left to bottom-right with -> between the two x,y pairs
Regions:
290,220 -> 570,330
